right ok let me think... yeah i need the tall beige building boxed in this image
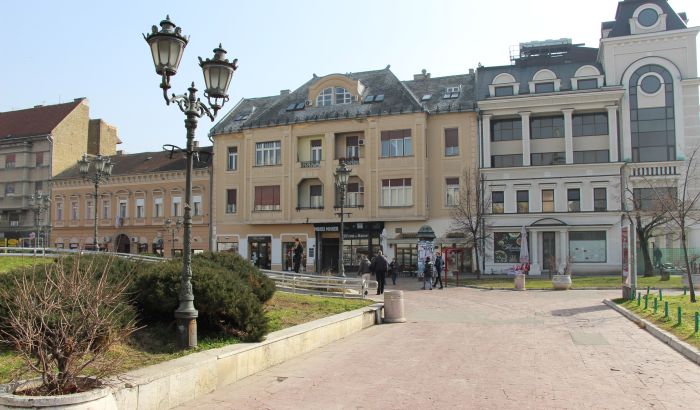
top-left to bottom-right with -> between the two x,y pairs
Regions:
210,67 -> 478,274
50,147 -> 212,254
0,98 -> 119,245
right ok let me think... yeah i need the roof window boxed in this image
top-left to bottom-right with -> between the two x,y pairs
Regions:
421,94 -> 432,101
443,86 -> 460,99
363,94 -> 385,104
234,113 -> 250,121
285,102 -> 306,111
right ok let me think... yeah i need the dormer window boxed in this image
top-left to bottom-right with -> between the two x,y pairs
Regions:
638,7 -> 659,27
494,86 -> 514,97
489,73 -> 519,97
630,3 -> 667,34
421,94 -> 432,101
317,87 -> 352,106
529,69 -> 561,94
443,87 -> 460,99
572,65 -> 603,91
534,82 -> 555,93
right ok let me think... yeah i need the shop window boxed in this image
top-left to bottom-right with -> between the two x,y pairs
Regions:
493,232 -> 522,263
569,231 -> 606,262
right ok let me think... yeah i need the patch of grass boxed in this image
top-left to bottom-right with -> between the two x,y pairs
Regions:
0,292 -> 372,382
449,275 -> 683,290
0,256 -> 51,274
618,292 -> 700,349
265,292 -> 373,333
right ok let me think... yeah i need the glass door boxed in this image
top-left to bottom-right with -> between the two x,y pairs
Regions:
542,232 -> 556,274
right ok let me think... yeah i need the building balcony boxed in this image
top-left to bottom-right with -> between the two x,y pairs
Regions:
628,161 -> 681,178
300,160 -> 321,168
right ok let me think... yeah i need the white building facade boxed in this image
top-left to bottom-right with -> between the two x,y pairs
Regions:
477,0 -> 699,275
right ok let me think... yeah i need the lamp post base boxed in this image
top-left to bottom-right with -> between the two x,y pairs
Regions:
175,316 -> 198,349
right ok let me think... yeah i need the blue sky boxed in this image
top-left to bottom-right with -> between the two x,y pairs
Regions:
2,0 -> 699,153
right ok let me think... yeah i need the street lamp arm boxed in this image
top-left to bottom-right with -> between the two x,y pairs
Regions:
169,84 -> 217,122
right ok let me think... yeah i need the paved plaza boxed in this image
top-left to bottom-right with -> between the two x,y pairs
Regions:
178,280 -> 700,409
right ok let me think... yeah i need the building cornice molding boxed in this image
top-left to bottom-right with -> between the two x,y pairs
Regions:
478,89 -> 625,114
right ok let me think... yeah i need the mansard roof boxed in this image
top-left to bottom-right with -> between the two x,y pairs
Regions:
603,0 -> 688,38
0,99 -> 85,140
52,146 -> 212,180
210,67 -> 476,136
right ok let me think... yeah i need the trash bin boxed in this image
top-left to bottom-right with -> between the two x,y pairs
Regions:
514,273 -> 526,291
383,290 -> 406,323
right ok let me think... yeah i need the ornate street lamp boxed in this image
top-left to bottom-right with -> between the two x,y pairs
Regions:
29,192 -> 50,249
144,16 -> 238,349
78,154 -> 113,251
334,162 -> 351,277
165,217 -> 183,257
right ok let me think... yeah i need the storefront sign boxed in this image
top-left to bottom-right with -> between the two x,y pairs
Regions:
314,226 -> 339,232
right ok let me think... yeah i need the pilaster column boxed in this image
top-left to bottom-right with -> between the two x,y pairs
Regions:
530,230 -> 541,275
559,230 -> 569,268
562,109 -> 574,164
482,115 -> 492,168
520,112 -> 531,166
606,106 -> 619,162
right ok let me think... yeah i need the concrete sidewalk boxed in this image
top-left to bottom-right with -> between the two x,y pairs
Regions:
177,281 -> 700,409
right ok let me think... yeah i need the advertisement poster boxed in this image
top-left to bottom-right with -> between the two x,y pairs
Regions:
417,240 -> 434,275
622,227 -> 630,285
494,232 -> 521,263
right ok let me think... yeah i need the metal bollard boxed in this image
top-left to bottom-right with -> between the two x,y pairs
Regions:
637,292 -> 641,306
695,312 -> 699,333
644,294 -> 648,310
647,286 -> 651,296
383,290 -> 407,323
684,287 -> 687,296
654,297 -> 658,314
677,306 -> 682,326
659,289 -> 663,301
664,301 -> 669,318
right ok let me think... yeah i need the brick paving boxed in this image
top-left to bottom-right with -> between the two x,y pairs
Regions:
177,279 -> 700,409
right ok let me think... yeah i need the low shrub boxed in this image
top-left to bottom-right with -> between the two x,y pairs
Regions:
194,252 -> 276,303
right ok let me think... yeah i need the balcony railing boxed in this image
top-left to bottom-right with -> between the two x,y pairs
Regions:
338,157 -> 360,166
629,161 -> 680,177
300,161 -> 321,168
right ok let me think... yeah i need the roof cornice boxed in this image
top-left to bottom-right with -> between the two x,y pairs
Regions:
478,88 -> 625,113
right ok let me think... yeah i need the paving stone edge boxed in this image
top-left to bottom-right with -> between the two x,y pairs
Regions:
603,299 -> 700,366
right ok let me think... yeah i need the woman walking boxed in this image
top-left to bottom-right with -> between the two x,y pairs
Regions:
422,256 -> 433,290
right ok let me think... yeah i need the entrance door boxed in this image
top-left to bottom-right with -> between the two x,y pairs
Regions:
249,238 -> 271,269
322,238 -> 339,274
542,232 -> 556,274
115,234 -> 130,254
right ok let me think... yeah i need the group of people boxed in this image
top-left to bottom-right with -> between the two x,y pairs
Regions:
421,251 -> 444,290
357,250 -> 398,295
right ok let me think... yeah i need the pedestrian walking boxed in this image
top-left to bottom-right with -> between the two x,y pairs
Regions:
293,238 -> 304,273
370,250 -> 388,295
433,251 -> 444,289
356,255 -> 371,296
389,257 -> 398,285
422,256 -> 433,290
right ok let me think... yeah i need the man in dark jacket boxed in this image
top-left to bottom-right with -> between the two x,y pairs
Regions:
370,250 -> 388,295
293,238 -> 304,273
433,251 -> 444,289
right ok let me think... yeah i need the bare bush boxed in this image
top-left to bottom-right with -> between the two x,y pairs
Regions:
0,256 -> 137,395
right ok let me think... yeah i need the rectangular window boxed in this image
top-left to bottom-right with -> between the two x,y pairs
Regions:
227,146 -> 238,171
4,183 -> 15,195
569,231 -> 606,262
310,139 -> 323,162
102,199 -> 110,219
172,197 -> 181,216
35,181 -> 43,193
9,213 -> 19,227
492,191 -> 504,214
118,200 -> 127,218
193,195 -> 202,216
631,106 -> 676,162
516,190 -> 529,213
573,113 -> 608,137
491,119 -> 522,141
5,154 -> 15,168
573,150 -> 610,164
380,129 -> 412,158
154,197 -> 163,217
136,198 -> 145,218
444,128 -> 459,156
531,152 -> 565,166
567,188 -> 581,212
633,187 -> 677,211
36,152 -> 44,166
542,190 -> 554,212
577,78 -> 598,90
494,86 -> 514,97
255,141 -> 281,166
71,201 -> 79,220
531,116 -> 564,139
226,189 -> 237,213
445,177 -> 459,207
346,182 -> 363,207
86,200 -> 94,220
594,188 -> 607,212
254,185 -> 281,211
309,185 -> 323,208
491,154 -> 523,168
534,82 -> 555,93
493,232 -> 522,263
56,202 -> 63,221
345,136 -> 359,159
381,178 -> 412,207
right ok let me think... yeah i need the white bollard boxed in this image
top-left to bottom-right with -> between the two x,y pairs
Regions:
383,290 -> 406,323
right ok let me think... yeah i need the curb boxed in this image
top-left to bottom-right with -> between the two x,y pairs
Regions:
603,299 -> 700,366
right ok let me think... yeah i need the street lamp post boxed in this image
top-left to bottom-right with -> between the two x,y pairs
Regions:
165,217 -> 183,257
144,16 -> 238,349
29,192 -> 50,249
78,154 -> 113,250
334,162 -> 351,277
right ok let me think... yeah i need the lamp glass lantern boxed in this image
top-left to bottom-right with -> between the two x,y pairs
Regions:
94,156 -> 107,173
144,16 -> 188,78
78,155 -> 90,175
103,159 -> 114,175
334,164 -> 351,188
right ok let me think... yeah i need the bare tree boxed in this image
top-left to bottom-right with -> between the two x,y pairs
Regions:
450,168 -> 490,278
622,185 -> 671,277
648,146 -> 700,302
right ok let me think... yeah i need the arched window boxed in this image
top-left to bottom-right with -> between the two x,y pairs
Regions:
629,64 -> 675,162
316,87 -> 352,106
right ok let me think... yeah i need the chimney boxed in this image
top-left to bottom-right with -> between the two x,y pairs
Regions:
679,12 -> 688,24
468,68 -> 475,75
413,69 -> 431,80
116,150 -> 124,155
280,89 -> 290,95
